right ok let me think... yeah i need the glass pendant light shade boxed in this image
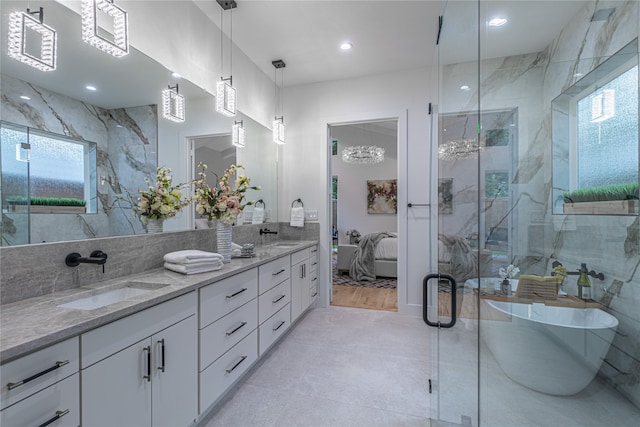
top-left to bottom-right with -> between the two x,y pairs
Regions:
216,79 -> 237,117
162,85 -> 185,123
273,117 -> 285,145
232,120 -> 245,148
8,9 -> 57,72
82,0 -> 129,57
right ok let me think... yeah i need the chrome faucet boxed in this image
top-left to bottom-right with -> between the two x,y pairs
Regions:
66,250 -> 108,272
259,227 -> 278,235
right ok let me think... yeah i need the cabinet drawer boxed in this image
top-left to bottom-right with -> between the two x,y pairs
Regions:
309,253 -> 318,272
82,292 -> 196,369
200,329 -> 258,410
259,304 -> 291,355
1,337 -> 79,410
258,256 -> 290,294
1,372 -> 79,427
200,299 -> 258,371
258,279 -> 291,325
310,276 -> 319,300
291,248 -> 310,265
200,269 -> 258,328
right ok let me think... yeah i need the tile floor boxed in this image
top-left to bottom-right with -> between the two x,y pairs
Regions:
204,305 -> 640,427
204,306 -> 432,426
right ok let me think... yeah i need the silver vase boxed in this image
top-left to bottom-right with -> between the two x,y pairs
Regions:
216,220 -> 233,263
146,218 -> 164,234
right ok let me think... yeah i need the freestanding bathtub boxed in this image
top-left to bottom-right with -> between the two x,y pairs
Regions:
482,300 -> 619,395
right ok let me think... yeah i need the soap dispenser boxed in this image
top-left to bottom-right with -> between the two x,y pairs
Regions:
577,263 -> 591,300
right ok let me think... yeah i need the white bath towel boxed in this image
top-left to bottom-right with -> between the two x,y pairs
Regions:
290,206 -> 305,227
252,207 -> 265,224
163,250 -> 224,264
164,260 -> 224,275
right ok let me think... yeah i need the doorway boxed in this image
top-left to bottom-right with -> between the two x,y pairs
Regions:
328,120 -> 399,312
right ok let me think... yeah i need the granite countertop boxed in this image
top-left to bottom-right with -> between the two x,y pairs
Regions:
0,240 -> 318,363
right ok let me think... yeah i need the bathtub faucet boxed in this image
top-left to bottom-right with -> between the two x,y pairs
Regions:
551,261 -> 605,300
551,261 -> 605,281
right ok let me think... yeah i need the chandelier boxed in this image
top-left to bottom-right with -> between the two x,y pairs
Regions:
342,145 -> 385,164
438,138 -> 484,161
81,0 -> 129,57
8,8 -> 57,72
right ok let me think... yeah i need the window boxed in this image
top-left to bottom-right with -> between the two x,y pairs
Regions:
332,175 -> 338,200
332,139 -> 338,156
485,171 -> 509,199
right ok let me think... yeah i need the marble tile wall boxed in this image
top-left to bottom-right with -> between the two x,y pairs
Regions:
441,0 -> 639,408
0,222 -> 319,305
0,75 -> 156,245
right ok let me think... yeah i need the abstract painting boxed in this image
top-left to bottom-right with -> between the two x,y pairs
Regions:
367,179 -> 397,214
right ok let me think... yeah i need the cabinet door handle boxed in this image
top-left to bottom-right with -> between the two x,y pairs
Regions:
157,339 -> 166,373
272,294 -> 286,304
226,288 -> 248,299
225,355 -> 248,374
7,360 -> 69,390
300,264 -> 305,279
143,346 -> 151,382
272,268 -> 286,276
37,409 -> 70,427
225,321 -> 248,336
273,320 -> 286,331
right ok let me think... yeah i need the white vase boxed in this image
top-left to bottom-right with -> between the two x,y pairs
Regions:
216,220 -> 233,263
146,218 -> 164,234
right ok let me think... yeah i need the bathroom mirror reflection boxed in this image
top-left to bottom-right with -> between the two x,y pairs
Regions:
552,38 -> 639,216
0,0 -> 277,246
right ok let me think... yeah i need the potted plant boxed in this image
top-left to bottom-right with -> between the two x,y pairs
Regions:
6,196 -> 87,214
562,182 -> 639,215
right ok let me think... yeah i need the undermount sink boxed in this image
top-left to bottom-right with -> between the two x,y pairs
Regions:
57,281 -> 169,311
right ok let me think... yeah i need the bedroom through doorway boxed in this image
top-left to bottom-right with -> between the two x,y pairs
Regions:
328,120 -> 399,312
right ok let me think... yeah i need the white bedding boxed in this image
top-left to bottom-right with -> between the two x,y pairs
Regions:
374,237 -> 397,260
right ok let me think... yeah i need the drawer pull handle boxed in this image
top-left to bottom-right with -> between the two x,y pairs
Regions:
312,292 -> 318,297
311,248 -> 318,253
272,269 -> 286,276
226,355 -> 248,374
143,346 -> 151,382
37,409 -> 70,427
157,339 -> 166,373
312,277 -> 317,282
312,262 -> 317,266
226,288 -> 248,299
226,321 -> 248,336
273,320 -> 286,331
6,360 -> 70,390
272,294 -> 286,304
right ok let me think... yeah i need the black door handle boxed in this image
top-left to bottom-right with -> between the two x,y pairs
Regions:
423,273 -> 457,328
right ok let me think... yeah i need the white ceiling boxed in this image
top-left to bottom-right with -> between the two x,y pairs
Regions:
195,0 -> 589,88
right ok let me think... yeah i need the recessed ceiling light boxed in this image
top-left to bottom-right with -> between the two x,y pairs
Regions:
340,42 -> 353,50
460,85 -> 470,91
488,17 -> 508,27
20,95 -> 31,100
86,85 -> 97,91
172,72 -> 181,78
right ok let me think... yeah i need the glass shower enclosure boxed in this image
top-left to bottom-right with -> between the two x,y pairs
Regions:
427,1 -> 640,426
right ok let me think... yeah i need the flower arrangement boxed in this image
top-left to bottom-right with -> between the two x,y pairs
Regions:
193,163 -> 260,225
499,264 -> 520,281
136,166 -> 192,222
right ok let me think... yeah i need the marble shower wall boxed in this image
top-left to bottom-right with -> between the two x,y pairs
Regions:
441,0 -> 639,408
0,75 -> 156,245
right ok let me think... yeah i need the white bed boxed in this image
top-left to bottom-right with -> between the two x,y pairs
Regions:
336,235 -> 398,278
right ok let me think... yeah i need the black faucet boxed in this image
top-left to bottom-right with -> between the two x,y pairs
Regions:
66,251 -> 108,272
259,227 -> 278,235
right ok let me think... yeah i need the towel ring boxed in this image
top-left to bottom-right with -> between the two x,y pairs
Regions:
291,198 -> 304,208
254,199 -> 265,208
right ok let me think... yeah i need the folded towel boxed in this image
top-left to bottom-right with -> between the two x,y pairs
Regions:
290,206 -> 304,227
252,207 -> 265,224
164,260 -> 223,275
163,250 -> 224,264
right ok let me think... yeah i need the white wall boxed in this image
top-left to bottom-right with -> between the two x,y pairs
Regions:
281,67 -> 433,315
331,124 -> 398,243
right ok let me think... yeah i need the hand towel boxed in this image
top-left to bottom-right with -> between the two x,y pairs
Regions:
164,260 -> 223,275
290,206 -> 305,227
163,250 -> 224,264
251,207 -> 265,224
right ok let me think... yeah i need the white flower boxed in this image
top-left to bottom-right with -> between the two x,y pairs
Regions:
499,264 -> 520,280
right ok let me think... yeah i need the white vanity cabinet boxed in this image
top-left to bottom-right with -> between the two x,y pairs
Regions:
258,257 -> 292,355
199,269 -> 259,411
0,337 -> 80,427
291,245 -> 318,322
81,292 -> 197,427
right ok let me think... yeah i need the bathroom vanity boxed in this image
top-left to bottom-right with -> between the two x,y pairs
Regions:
0,240 -> 318,427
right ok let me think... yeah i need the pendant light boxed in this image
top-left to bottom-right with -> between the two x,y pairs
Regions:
81,0 -> 129,57
216,0 -> 237,117
162,84 -> 185,123
8,7 -> 57,71
232,120 -> 245,148
272,59 -> 286,144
